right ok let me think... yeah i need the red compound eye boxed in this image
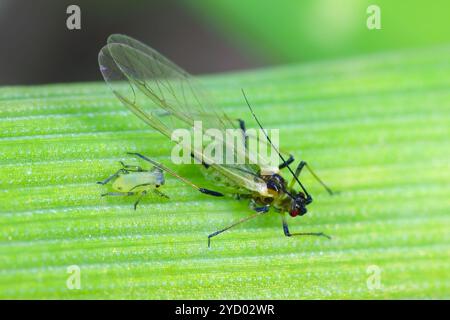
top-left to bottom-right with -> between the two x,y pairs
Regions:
289,209 -> 299,217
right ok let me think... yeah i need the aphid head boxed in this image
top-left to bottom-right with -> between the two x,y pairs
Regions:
150,167 -> 165,186
289,192 -> 312,217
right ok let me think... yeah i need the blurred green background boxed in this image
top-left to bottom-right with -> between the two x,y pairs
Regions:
188,0 -> 450,62
0,0 -> 449,84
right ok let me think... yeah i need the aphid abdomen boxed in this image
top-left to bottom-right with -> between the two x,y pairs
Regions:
112,172 -> 162,192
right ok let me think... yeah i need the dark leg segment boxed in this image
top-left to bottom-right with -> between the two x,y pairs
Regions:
190,152 -> 210,169
289,161 -> 334,195
249,199 -> 270,213
281,215 -> 331,239
207,211 -> 267,248
153,188 -> 170,199
279,154 -> 295,169
208,203 -> 269,248
238,118 -> 248,149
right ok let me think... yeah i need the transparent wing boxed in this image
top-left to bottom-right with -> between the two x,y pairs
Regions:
98,34 -> 270,195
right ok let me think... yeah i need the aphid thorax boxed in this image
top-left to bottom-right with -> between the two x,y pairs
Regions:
112,168 -> 164,193
261,173 -> 311,218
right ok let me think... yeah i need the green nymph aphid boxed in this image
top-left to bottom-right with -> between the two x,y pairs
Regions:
97,159 -> 168,210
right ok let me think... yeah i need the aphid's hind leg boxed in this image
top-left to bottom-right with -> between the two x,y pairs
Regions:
97,169 -> 128,185
233,193 -> 252,201
281,215 -> 331,239
119,161 -> 145,172
289,161 -> 334,195
127,152 -> 224,197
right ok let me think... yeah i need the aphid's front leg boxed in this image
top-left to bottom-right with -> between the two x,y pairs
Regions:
97,169 -> 127,185
207,210 -> 268,248
288,161 -> 334,195
281,215 -> 331,239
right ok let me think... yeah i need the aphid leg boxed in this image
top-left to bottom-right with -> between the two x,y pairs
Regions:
119,161 -> 144,172
190,152 -> 210,169
278,154 -> 295,169
289,161 -> 334,195
234,193 -> 250,200
101,192 -> 135,196
129,183 -> 153,191
281,215 -> 331,239
243,128 -> 294,169
127,152 -> 224,197
97,169 -> 127,185
133,190 -> 147,210
254,206 -> 270,213
208,211 -> 267,248
249,199 -> 270,213
153,188 -> 170,199
238,119 -> 248,149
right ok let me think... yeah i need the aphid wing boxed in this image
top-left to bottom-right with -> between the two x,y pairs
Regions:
210,164 -> 269,195
99,34 -> 267,194
99,44 -> 174,138
105,34 -> 237,131
100,40 -> 229,135
107,34 -> 186,75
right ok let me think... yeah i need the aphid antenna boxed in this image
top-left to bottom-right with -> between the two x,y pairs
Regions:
241,89 -> 311,199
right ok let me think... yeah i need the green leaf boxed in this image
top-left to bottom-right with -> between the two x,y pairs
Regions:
1,46 -> 449,299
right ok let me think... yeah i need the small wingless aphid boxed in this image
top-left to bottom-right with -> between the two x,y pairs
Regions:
97,161 -> 168,210
98,34 -> 334,247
